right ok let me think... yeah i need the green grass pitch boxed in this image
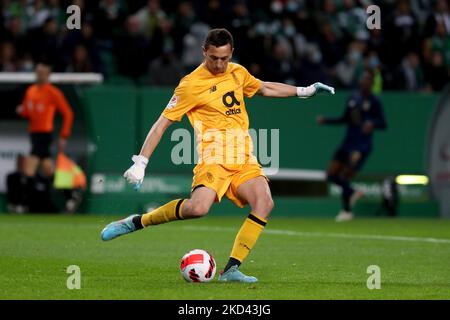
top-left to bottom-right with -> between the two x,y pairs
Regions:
0,214 -> 449,300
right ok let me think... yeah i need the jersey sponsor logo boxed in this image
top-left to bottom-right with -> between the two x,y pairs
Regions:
222,91 -> 241,116
222,91 -> 240,108
222,91 -> 242,116
166,95 -> 179,109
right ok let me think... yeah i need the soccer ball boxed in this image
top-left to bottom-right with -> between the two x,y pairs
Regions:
180,249 -> 216,283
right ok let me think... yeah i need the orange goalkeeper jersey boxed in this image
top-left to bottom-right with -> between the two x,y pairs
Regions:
20,83 -> 74,138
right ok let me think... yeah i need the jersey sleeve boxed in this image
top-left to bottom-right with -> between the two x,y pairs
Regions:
162,78 -> 197,122
52,87 -> 74,138
20,88 -> 31,118
242,66 -> 261,98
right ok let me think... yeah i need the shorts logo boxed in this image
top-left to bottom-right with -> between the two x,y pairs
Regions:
166,95 -> 179,109
206,172 -> 214,183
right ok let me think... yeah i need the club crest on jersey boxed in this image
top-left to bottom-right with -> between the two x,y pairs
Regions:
166,95 -> 179,109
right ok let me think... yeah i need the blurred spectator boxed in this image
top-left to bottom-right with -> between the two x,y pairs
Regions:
133,0 -> 167,40
147,51 -> 185,86
115,15 -> 149,80
62,21 -> 102,72
333,40 -> 365,88
26,0 -> 51,30
318,21 -> 342,68
338,0 -> 369,42
17,52 -> 34,72
0,0 -> 447,92
66,44 -> 92,73
226,0 -> 252,62
424,51 -> 449,91
94,0 -> 126,42
201,0 -> 226,29
423,0 -> 450,38
384,0 -> 420,67
2,17 -> 28,57
172,1 -> 197,54
6,153 -> 57,214
6,155 -> 31,214
47,0 -> 65,27
395,52 -> 425,91
149,18 -> 176,62
0,41 -> 17,71
316,0 -> 342,41
28,17 -> 63,70
297,42 -> 330,85
181,22 -> 210,71
364,50 -> 383,94
423,21 -> 450,67
266,38 -> 296,84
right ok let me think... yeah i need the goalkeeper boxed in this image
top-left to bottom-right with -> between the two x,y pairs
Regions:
101,29 -> 335,283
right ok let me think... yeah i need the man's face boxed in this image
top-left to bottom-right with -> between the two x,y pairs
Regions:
35,64 -> 51,84
203,44 -> 233,75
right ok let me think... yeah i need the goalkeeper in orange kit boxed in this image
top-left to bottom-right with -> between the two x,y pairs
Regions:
101,29 -> 335,282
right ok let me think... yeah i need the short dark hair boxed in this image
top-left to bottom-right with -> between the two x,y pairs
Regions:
203,28 -> 234,50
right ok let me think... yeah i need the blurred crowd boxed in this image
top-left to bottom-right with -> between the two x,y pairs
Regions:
0,0 -> 449,91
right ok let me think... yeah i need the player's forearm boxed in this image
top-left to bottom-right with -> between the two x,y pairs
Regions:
259,82 -> 297,97
139,115 -> 172,160
259,81 -> 334,98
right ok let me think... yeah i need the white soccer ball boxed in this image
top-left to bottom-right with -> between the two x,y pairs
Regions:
180,249 -> 216,283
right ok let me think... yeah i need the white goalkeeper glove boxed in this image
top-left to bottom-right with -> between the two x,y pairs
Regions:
297,82 -> 335,98
123,155 -> 148,190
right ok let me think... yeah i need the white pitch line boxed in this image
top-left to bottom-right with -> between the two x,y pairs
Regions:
182,226 -> 450,244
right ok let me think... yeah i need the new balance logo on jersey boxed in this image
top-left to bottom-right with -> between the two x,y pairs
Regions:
210,85 -> 217,93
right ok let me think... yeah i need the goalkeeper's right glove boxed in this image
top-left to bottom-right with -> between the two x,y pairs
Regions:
123,155 -> 148,190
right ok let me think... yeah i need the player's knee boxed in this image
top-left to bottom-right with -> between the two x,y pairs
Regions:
256,197 -> 274,215
189,202 -> 210,217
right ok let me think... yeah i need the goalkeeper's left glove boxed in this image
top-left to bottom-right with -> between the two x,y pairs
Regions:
123,155 -> 148,190
297,82 -> 335,98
